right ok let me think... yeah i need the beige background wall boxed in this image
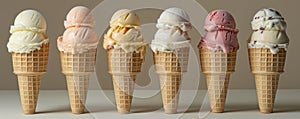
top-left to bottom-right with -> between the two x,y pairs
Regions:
0,0 -> 299,90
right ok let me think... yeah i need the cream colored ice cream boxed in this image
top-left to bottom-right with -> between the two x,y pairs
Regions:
103,9 -> 145,53
150,7 -> 191,53
248,8 -> 289,54
7,10 -> 48,53
57,6 -> 99,54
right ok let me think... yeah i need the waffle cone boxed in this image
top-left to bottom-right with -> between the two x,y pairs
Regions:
153,47 -> 189,114
248,48 -> 286,113
65,74 -> 90,114
17,75 -> 42,114
107,47 -> 145,114
12,43 -> 49,114
199,47 -> 237,113
159,73 -> 182,114
60,49 -> 97,114
112,74 -> 136,114
206,74 -> 230,112
254,74 -> 279,113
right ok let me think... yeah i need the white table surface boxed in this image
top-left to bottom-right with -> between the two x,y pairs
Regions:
0,90 -> 299,119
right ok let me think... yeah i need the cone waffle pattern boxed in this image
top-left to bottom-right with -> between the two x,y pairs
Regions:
66,74 -> 90,114
159,73 -> 182,114
206,74 -> 230,112
255,74 -> 279,113
107,48 -> 145,113
112,75 -> 136,114
60,49 -> 97,73
153,47 -> 189,73
249,48 -> 286,113
200,47 -> 237,113
60,49 -> 97,114
108,48 -> 144,73
12,43 -> 49,114
153,47 -> 189,114
12,43 -> 49,73
249,48 -> 286,73
17,75 -> 42,114
200,48 -> 237,74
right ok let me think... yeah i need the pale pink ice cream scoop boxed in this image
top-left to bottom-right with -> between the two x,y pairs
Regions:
57,6 -> 99,54
64,6 -> 95,28
199,10 -> 239,53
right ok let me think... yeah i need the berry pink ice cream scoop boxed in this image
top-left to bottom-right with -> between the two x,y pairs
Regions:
199,10 -> 239,53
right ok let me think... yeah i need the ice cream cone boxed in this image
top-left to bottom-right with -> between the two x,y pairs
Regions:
158,73 -> 182,114
65,74 -> 90,114
107,48 -> 145,114
12,43 -> 49,114
60,49 -> 97,114
200,47 -> 237,113
17,74 -> 42,114
254,74 -> 279,113
112,74 -> 136,114
205,74 -> 230,113
58,6 -> 99,114
249,48 -> 286,113
153,47 -> 189,114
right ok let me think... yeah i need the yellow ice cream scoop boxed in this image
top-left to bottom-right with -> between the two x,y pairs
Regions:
110,9 -> 141,28
103,9 -> 145,53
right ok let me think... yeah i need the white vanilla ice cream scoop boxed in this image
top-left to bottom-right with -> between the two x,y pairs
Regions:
7,10 -> 48,53
248,8 -> 289,54
150,7 -> 192,53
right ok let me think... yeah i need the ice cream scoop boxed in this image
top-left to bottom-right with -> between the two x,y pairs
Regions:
7,10 -> 48,53
110,9 -> 141,28
103,9 -> 145,53
64,6 -> 95,28
248,8 -> 289,54
199,10 -> 239,53
57,6 -> 99,54
158,7 -> 190,24
150,7 -> 191,53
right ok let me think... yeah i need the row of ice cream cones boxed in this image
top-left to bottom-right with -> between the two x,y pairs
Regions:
6,6 -> 288,115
